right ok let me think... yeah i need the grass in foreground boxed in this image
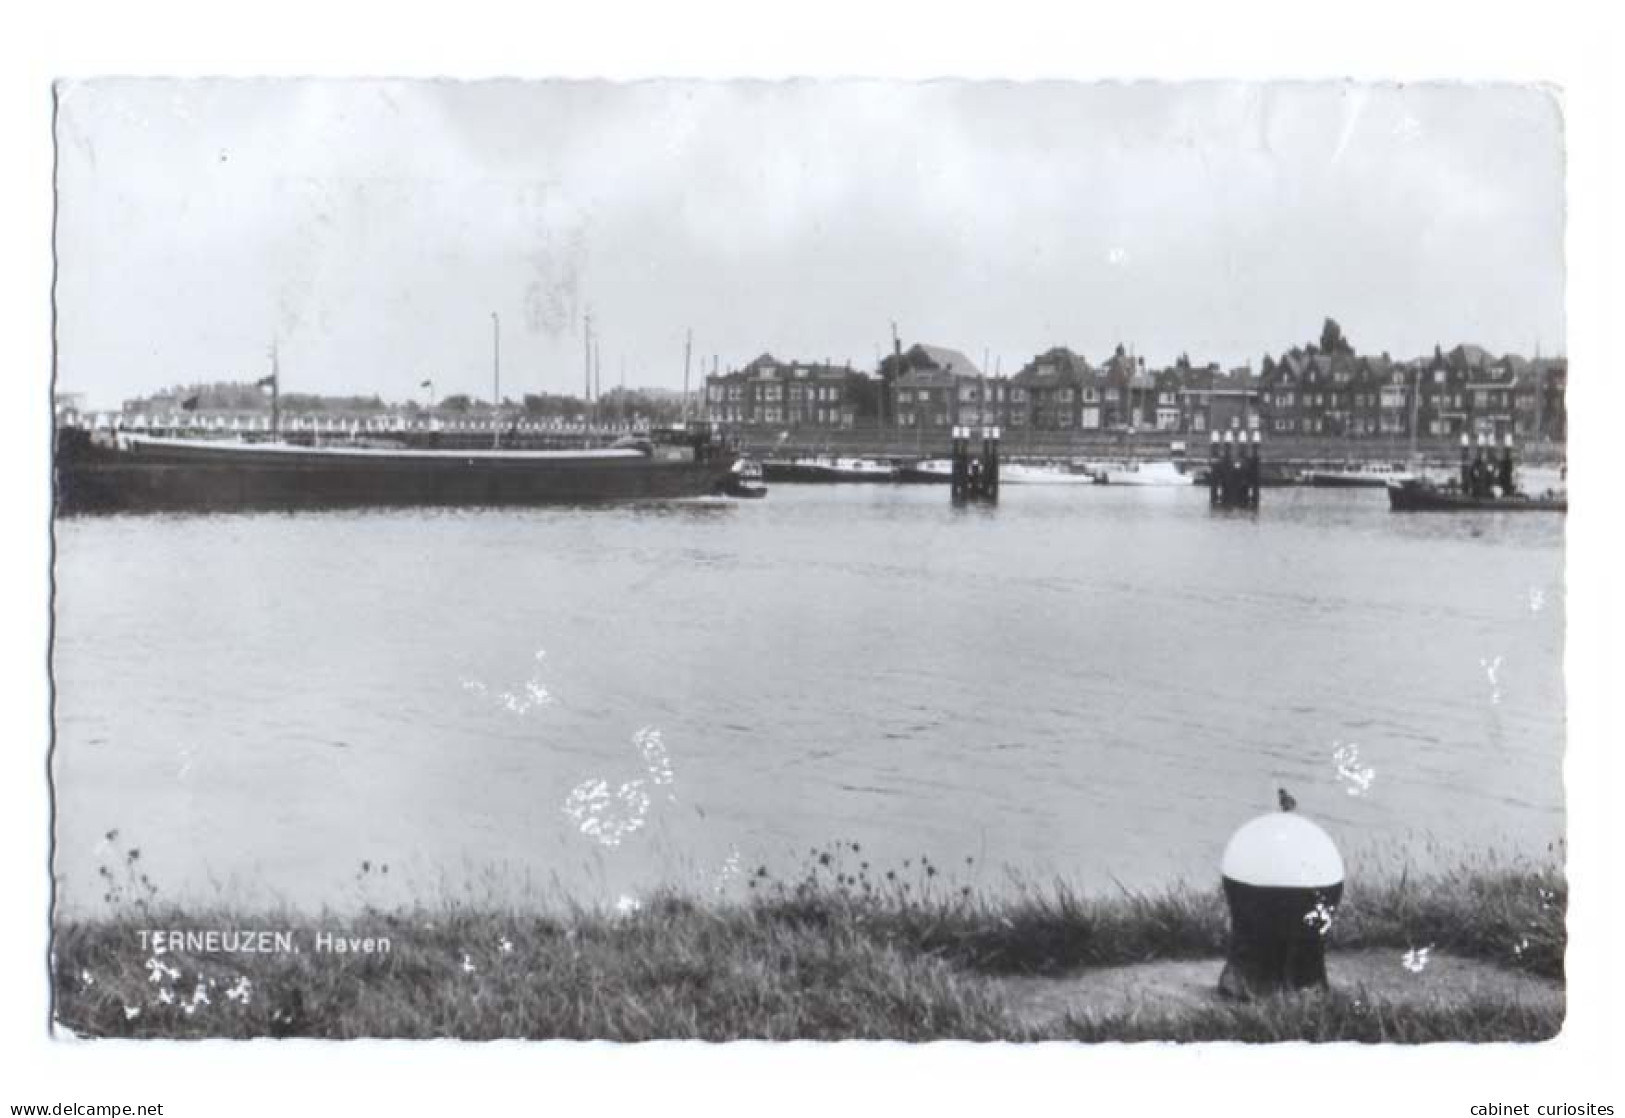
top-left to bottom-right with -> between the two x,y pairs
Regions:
52,844 -> 1564,1042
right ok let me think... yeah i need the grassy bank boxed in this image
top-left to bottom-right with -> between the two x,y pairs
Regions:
52,847 -> 1564,1042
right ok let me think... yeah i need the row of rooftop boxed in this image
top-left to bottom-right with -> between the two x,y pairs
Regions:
64,322 -> 1568,444
702,334 -> 1567,441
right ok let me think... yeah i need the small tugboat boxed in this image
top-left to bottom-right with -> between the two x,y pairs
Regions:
1386,433 -> 1565,512
722,457 -> 768,499
1385,478 -> 1566,512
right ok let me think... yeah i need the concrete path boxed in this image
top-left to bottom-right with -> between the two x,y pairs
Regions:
998,949 -> 1564,1030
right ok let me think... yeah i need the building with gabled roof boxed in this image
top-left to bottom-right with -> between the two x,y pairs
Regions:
704,354 -> 872,428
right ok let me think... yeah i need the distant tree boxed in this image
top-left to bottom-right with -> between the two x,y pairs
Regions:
441,394 -> 473,414
1320,317 -> 1354,356
850,377 -> 883,421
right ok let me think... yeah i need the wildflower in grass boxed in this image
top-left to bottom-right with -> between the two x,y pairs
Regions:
79,970 -> 94,988
1301,901 -> 1336,937
123,1005 -> 140,1020
499,937 -> 514,954
191,981 -> 210,1007
1401,945 -> 1433,973
1332,742 -> 1376,797
461,953 -> 476,975
157,988 -> 174,1006
563,777 -> 651,847
225,976 -> 252,1005
713,849 -> 743,894
635,726 -> 674,788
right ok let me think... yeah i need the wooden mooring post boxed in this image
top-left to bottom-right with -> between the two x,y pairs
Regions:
1208,428 -> 1263,509
950,425 -> 1000,504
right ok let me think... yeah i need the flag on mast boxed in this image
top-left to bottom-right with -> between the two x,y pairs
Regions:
257,340 -> 280,388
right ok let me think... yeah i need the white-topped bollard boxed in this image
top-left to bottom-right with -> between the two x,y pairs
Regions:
1218,807 -> 1344,1000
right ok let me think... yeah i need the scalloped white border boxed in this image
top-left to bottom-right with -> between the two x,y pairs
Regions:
5,4 -> 1619,1116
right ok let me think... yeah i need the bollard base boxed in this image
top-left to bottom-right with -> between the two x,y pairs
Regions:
1218,878 -> 1343,1001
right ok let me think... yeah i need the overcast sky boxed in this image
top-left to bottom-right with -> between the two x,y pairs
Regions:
54,79 -> 1564,408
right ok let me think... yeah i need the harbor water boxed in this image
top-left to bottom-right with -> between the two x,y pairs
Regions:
51,485 -> 1565,913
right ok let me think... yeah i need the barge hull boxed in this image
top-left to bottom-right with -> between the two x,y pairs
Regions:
55,433 -> 736,514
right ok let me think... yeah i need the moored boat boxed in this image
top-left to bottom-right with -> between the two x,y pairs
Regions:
54,426 -> 740,513
1090,459 -> 1189,486
761,455 -> 898,483
1385,478 -> 1566,512
1189,464 -> 1300,487
999,461 -> 1097,485
896,457 -> 953,484
1302,461 -> 1416,488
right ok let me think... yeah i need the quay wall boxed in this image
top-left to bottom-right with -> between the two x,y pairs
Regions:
736,426 -> 1568,465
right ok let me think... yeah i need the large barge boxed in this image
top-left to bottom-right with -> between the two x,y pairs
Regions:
54,427 -> 739,514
